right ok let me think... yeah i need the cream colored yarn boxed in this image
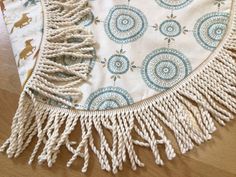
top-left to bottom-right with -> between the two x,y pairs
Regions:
0,0 -> 236,174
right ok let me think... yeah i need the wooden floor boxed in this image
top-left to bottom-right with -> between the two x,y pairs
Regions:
0,13 -> 236,177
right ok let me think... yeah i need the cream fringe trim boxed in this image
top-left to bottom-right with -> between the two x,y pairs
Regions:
1,0 -> 236,174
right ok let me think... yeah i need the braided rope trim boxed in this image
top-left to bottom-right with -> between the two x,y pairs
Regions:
0,0 -> 236,174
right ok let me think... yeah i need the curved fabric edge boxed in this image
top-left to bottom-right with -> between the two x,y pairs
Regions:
0,0 -> 236,174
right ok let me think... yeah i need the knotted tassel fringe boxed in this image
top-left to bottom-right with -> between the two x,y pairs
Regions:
1,0 -> 236,174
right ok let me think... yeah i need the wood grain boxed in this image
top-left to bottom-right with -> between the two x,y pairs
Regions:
0,12 -> 236,177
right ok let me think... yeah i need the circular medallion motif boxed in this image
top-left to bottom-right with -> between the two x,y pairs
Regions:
156,0 -> 193,10
104,5 -> 148,44
160,20 -> 181,37
83,12 -> 94,27
108,54 -> 130,74
53,49 -> 96,78
194,12 -> 229,51
55,48 -> 96,67
85,87 -> 134,110
141,48 -> 191,91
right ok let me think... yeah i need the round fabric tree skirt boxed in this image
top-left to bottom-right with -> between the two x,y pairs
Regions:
1,0 -> 236,173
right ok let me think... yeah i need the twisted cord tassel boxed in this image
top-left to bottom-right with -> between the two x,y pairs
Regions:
0,0 -> 236,174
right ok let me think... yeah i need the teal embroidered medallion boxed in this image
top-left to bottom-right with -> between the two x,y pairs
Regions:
1,0 -> 236,174
141,48 -> 191,91
194,12 -> 230,50
104,5 -> 148,44
85,86 -> 134,110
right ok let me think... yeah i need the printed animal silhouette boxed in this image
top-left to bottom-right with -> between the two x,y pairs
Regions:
18,39 -> 36,66
11,13 -> 32,33
24,0 -> 39,7
0,0 -> 5,14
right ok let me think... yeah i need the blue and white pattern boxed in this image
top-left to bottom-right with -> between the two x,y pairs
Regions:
15,0 -> 229,111
82,12 -> 94,27
194,12 -> 229,51
155,0 -> 193,10
141,48 -> 191,91
160,20 -> 181,37
57,55 -> 95,68
54,48 -> 96,76
85,87 -> 134,110
53,48 -> 96,78
104,5 -> 148,44
108,54 -> 130,74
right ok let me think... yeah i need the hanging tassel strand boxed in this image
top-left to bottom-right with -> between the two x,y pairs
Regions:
1,0 -> 236,174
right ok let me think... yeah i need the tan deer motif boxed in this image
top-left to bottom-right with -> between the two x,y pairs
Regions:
11,13 -> 32,33
18,39 -> 36,66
